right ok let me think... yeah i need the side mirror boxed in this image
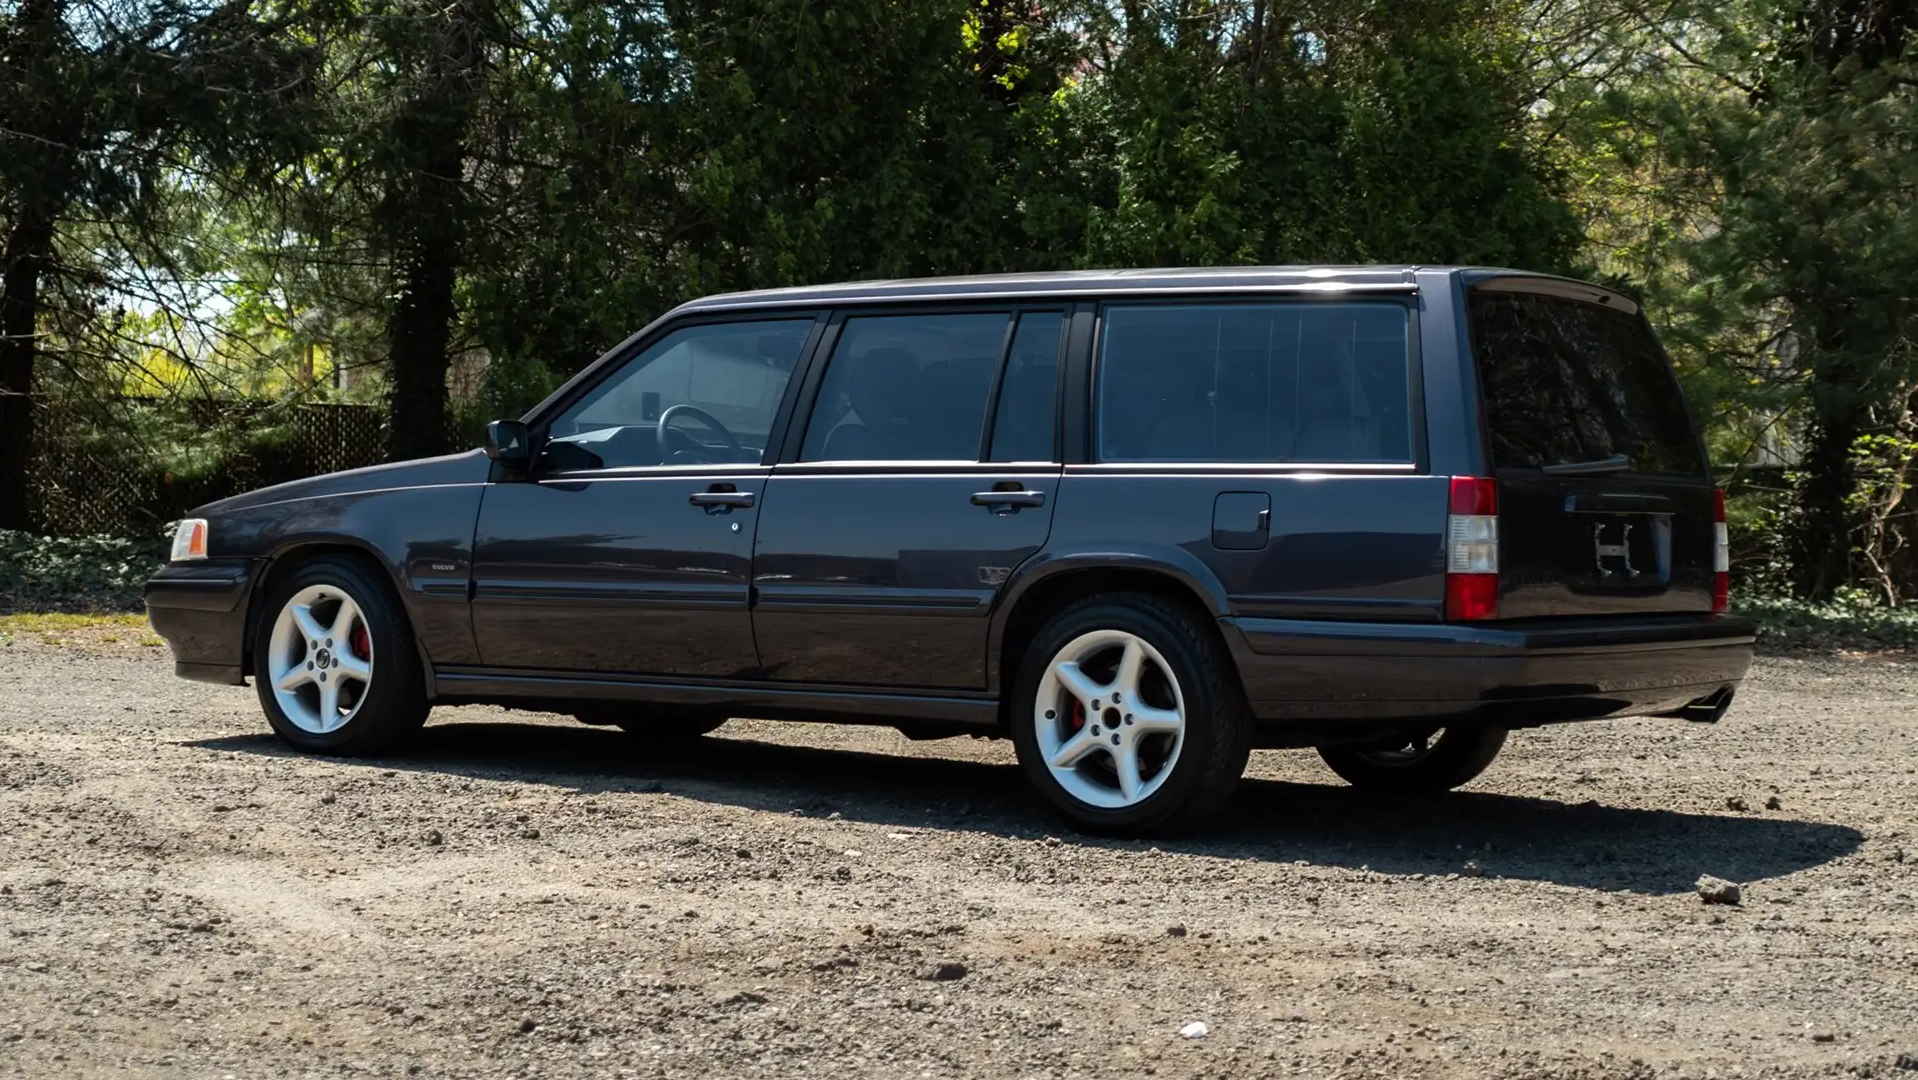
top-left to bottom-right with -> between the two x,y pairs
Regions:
485,419 -> 532,469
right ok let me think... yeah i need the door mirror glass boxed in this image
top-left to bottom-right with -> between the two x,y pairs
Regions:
486,419 -> 532,467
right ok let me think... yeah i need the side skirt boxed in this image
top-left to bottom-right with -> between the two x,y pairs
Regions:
431,666 -> 1002,736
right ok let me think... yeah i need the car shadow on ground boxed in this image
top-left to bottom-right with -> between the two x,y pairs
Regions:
188,720 -> 1863,896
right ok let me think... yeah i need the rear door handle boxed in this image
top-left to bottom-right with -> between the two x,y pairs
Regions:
690,491 -> 755,509
971,490 -> 1046,510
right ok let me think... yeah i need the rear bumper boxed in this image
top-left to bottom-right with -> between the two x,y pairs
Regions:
145,559 -> 260,686
1222,613 -> 1755,728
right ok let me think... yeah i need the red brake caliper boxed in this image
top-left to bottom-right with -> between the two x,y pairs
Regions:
1070,700 -> 1086,731
349,622 -> 370,660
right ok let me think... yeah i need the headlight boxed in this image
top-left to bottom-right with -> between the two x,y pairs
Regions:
170,519 -> 209,561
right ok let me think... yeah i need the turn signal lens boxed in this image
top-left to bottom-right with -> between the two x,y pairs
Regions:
170,519 -> 208,561
1712,488 -> 1730,613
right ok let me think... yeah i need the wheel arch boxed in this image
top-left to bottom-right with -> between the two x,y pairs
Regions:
989,551 -> 1236,724
243,540 -> 433,697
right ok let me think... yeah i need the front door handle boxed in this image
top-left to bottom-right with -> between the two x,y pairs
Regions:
971,490 -> 1046,512
690,490 -> 755,510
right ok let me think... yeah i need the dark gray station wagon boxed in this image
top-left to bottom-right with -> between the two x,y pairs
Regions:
146,267 -> 1754,835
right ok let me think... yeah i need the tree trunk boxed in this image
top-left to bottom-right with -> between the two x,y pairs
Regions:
1788,350 -> 1868,600
383,3 -> 480,463
0,213 -> 52,531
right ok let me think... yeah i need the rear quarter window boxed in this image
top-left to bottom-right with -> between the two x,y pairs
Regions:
1467,287 -> 1705,477
1095,302 -> 1414,464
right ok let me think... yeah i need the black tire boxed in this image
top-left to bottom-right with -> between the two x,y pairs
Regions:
1009,593 -> 1252,837
252,554 -> 428,755
1317,726 -> 1508,792
575,709 -> 728,741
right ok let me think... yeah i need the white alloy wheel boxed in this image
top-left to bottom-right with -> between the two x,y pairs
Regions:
1032,629 -> 1187,809
267,584 -> 375,734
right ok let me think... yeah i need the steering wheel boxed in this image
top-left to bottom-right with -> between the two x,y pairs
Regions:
656,404 -> 746,463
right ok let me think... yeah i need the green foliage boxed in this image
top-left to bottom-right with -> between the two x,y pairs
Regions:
0,529 -> 168,613
1736,588 -> 1918,651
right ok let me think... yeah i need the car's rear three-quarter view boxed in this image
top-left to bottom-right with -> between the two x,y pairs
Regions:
144,266 -> 1755,836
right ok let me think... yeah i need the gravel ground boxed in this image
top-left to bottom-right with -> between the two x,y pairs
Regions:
1,635 -> 1915,1079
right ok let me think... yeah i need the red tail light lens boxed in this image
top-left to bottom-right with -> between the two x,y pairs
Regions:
1446,477 -> 1499,621
1712,488 -> 1730,614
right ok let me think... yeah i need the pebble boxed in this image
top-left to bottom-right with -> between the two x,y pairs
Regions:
1166,924 -> 1188,937
1811,1031 -> 1836,1043
24,962 -> 47,973
1696,876 -> 1742,905
422,830 -> 442,846
1726,796 -> 1750,812
319,792 -> 336,805
1765,794 -> 1783,810
519,828 -> 540,840
1179,1021 -> 1208,1039
517,1019 -> 536,1034
930,961 -> 968,982
1461,860 -> 1485,878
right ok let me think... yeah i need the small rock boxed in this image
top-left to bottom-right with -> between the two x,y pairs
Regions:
1893,1050 -> 1918,1070
1166,924 -> 1188,938
833,866 -> 853,883
719,990 -> 768,1006
1461,860 -> 1485,878
519,828 -> 541,840
382,770 -> 397,778
1697,876 -> 1742,905
1179,1021 -> 1209,1039
1765,795 -> 1783,810
23,962 -> 47,973
827,811 -> 843,821
1810,1031 -> 1836,1043
1726,796 -> 1750,812
319,792 -> 336,805
736,847 -> 752,859
422,830 -> 443,846
929,961 -> 968,982
517,1018 -> 536,1034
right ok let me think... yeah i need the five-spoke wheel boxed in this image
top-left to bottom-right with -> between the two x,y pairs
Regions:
252,554 -> 426,754
268,585 -> 375,733
1012,594 -> 1251,836
1034,629 -> 1186,809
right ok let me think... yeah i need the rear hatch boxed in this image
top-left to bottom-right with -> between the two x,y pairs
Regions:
1465,277 -> 1717,619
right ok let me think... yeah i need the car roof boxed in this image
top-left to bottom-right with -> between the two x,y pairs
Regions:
673,265 -> 1596,312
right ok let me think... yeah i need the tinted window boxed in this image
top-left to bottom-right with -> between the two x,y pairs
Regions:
988,312 -> 1063,462
547,319 -> 811,469
802,313 -> 1009,462
1468,289 -> 1704,476
1097,303 -> 1413,463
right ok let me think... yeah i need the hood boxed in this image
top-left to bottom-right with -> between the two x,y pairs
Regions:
196,449 -> 492,516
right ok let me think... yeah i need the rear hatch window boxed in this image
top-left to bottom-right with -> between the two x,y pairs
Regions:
1467,282 -> 1716,618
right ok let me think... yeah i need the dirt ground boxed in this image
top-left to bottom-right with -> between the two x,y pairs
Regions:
2,633 -> 1915,1080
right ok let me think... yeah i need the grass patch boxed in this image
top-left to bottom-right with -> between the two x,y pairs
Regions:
0,611 -> 160,648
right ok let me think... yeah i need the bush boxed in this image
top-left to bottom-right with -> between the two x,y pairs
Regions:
1735,588 -> 1918,652
0,529 -> 169,612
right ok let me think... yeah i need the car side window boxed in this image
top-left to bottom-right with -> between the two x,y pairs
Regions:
987,312 -> 1064,462
543,319 -> 813,471
1097,302 -> 1413,464
800,312 -> 1011,463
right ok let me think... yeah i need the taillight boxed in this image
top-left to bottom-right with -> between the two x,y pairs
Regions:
1712,488 -> 1730,613
1446,477 -> 1498,621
